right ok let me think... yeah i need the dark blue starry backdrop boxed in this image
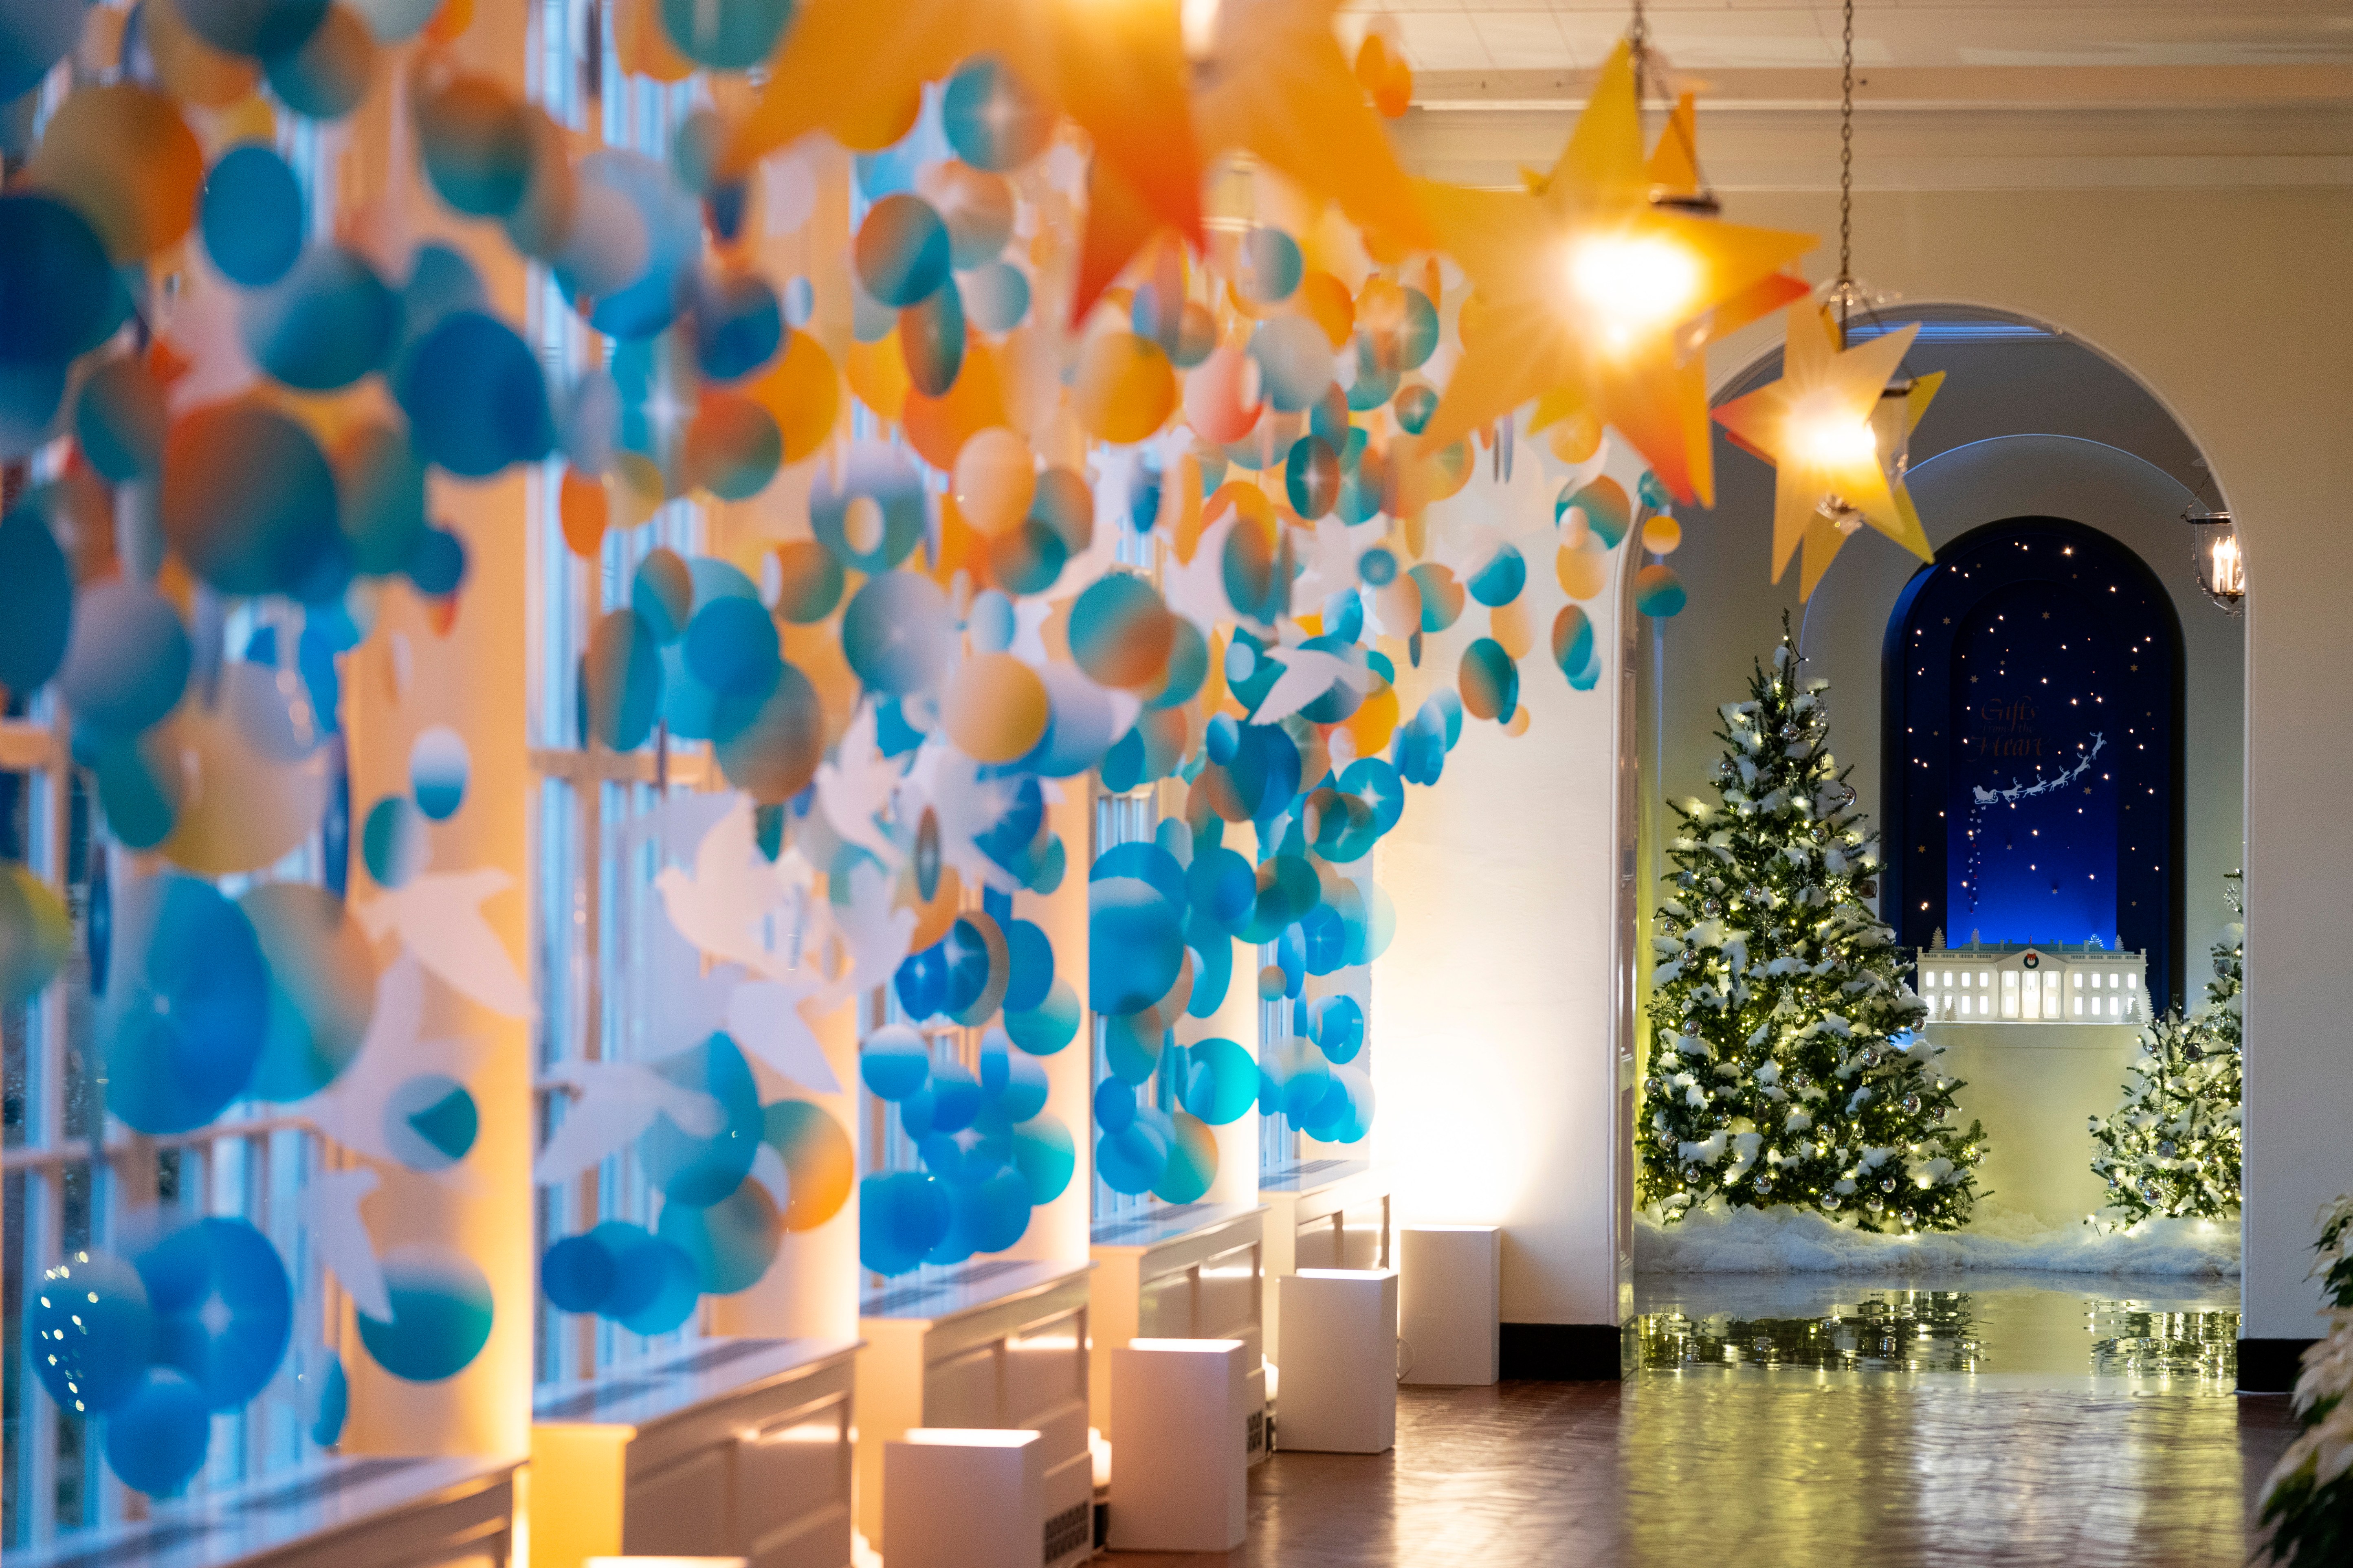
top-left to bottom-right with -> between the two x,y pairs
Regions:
1883,517 -> 2185,1008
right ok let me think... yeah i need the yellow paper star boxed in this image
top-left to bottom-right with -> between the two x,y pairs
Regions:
723,0 -> 1203,314
1412,42 -> 1816,507
1711,303 -> 1942,597
1191,0 -> 1433,251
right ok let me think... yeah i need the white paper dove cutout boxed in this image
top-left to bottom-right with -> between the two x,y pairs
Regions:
818,859 -> 916,1009
1291,515 -> 1373,608
1251,645 -> 1382,726
303,954 -> 488,1190
534,1058 -> 727,1187
354,867 -> 534,1019
726,973 -> 842,1094
816,703 -> 906,866
299,1166 -> 391,1321
654,796 -> 795,976
628,911 -> 752,1058
1161,514 -> 1237,635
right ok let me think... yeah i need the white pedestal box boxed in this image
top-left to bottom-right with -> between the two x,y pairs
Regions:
1107,1339 -> 1251,1552
881,1430 -> 1043,1568
1399,1226 -> 1500,1386
854,1261 -> 1093,1568
1273,1269 -> 1399,1453
1088,1203 -> 1268,1464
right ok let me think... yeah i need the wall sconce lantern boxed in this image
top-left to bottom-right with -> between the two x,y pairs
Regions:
2182,505 -> 2245,615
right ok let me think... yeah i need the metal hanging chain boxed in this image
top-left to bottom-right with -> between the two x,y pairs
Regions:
1837,0 -> 1855,286
1627,0 -> 1717,212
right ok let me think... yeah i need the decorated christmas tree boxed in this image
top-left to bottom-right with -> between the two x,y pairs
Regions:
1641,618 -> 1986,1232
2088,874 -> 2244,1224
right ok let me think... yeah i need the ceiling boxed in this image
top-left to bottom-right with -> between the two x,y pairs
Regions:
1351,3 -> 2353,77
1351,2 -> 2353,188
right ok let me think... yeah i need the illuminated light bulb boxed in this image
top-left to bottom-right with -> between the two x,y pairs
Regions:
2209,534 -> 2244,597
1180,0 -> 1223,59
1797,415 -> 1877,467
1565,233 -> 1701,348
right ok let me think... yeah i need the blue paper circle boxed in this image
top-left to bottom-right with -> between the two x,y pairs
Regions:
1011,1113 -> 1075,1205
409,725 -> 469,821
398,310 -> 555,479
693,270 -> 784,380
541,1234 -> 616,1314
180,0 -> 328,55
861,1023 -> 932,1101
0,194 -> 128,364
1309,994 -> 1365,1063
658,0 -> 794,69
58,579 -> 189,738
1093,1076 -> 1136,1134
355,1244 -> 495,1380
1095,1117 -> 1170,1195
684,594 -> 782,699
362,795 -> 428,888
203,145 -> 308,291
102,878 -> 268,1135
842,570 -> 955,695
241,245 -> 400,392
658,1175 -> 781,1294
1179,1036 -> 1259,1126
926,1059 -> 984,1135
103,1368 -> 211,1497
941,57 -> 1053,171
860,1170 -> 951,1276
135,1217 -> 291,1410
0,503 -> 72,696
641,1034 -> 763,1208
383,1072 -> 478,1171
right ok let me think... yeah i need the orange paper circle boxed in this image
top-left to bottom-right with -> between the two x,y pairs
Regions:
1074,332 -> 1176,446
944,652 -> 1049,764
31,85 -> 203,261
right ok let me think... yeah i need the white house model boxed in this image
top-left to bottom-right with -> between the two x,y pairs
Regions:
1912,932 -> 2146,1024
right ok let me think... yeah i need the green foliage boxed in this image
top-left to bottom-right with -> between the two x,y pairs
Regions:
2087,874 -> 2243,1225
1640,617 -> 1986,1232
2257,1196 -> 2353,1568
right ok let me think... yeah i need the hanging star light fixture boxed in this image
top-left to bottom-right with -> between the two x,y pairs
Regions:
1412,16 -> 1817,507
1709,0 -> 1945,598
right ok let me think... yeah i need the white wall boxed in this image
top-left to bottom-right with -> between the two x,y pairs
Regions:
1371,443 -> 1634,1327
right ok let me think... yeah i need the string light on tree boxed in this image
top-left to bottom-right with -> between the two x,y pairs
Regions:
2087,873 -> 2243,1226
1642,617 -> 1987,1232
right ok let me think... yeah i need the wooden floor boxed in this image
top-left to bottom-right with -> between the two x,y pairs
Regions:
1109,1379 -> 2298,1568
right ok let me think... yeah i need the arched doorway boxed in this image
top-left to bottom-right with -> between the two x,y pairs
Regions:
1623,302 -> 2244,1236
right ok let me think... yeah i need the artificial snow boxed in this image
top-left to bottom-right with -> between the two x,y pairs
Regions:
1636,1201 -> 2239,1277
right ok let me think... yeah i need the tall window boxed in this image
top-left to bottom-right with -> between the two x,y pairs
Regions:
4,139 -> 341,1557
1884,516 -> 2184,1006
526,0 -> 715,1383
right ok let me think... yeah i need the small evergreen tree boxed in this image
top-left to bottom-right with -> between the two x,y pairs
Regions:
1641,618 -> 1987,1232
2088,873 -> 2243,1224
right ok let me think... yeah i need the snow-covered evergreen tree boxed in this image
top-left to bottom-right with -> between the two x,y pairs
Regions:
2088,873 -> 2243,1224
1641,618 -> 1986,1232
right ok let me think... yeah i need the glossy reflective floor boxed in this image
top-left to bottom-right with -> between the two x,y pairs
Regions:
1110,1280 -> 2295,1567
